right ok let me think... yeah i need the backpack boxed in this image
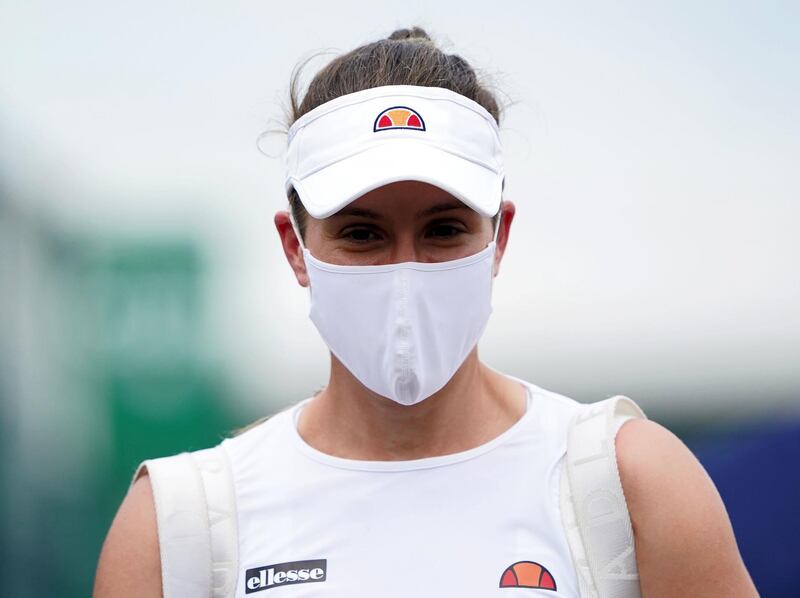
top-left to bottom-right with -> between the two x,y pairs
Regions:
130,394 -> 647,598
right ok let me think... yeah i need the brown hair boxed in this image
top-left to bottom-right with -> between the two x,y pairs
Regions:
281,25 -> 510,243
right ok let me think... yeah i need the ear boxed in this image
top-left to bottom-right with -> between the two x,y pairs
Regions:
492,200 -> 516,277
274,210 -> 309,287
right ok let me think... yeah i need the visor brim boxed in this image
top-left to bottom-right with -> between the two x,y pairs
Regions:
287,140 -> 503,219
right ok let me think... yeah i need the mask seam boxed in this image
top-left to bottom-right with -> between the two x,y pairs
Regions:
396,270 -> 413,390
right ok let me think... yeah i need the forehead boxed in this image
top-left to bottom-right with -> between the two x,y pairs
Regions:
326,180 -> 478,220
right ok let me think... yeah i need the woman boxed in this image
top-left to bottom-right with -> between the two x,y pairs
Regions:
94,26 -> 758,597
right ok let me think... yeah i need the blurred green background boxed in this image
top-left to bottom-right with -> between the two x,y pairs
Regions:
0,209 -> 249,596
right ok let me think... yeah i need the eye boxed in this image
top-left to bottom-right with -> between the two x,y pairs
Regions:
426,222 -> 465,238
342,227 -> 381,243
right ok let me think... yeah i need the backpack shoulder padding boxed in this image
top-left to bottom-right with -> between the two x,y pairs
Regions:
130,445 -> 239,598
559,395 -> 647,598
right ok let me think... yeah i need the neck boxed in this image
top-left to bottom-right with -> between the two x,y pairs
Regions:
295,348 -> 528,461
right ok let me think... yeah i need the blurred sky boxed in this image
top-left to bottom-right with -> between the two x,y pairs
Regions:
1,0 -> 798,422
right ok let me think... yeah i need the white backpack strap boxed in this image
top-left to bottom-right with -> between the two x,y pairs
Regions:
130,445 -> 239,598
193,447 -> 240,598
559,396 -> 646,598
131,452 -> 212,597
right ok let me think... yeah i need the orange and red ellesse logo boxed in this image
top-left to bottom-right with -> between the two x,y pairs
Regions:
373,106 -> 426,132
499,560 -> 557,591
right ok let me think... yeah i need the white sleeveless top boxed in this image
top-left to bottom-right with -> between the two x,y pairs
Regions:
219,374 -> 586,597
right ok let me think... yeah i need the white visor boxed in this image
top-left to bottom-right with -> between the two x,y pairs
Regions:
284,84 -> 504,219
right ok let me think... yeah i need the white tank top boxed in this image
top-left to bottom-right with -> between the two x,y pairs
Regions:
219,373 -> 585,597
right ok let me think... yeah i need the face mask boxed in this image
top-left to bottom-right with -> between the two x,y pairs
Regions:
293,216 -> 500,406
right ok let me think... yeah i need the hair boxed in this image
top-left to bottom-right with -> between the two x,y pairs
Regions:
282,25 -> 509,243
230,27 -> 509,438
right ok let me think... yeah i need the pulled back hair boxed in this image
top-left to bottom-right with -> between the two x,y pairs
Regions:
282,26 -> 509,243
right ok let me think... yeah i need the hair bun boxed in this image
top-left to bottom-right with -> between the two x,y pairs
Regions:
388,26 -> 432,42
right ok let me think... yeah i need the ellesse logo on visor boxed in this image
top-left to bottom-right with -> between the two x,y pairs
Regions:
245,559 -> 327,593
373,106 -> 426,132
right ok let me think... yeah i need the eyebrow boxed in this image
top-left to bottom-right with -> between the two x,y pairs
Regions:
331,201 -> 469,220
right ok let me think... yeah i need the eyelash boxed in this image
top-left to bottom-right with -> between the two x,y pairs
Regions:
342,224 -> 464,243
427,224 -> 463,238
342,228 -> 380,243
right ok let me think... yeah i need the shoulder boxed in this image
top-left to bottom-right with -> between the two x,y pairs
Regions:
614,418 -> 759,597
93,469 -> 162,598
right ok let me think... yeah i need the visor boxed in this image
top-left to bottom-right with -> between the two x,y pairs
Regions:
284,84 -> 504,219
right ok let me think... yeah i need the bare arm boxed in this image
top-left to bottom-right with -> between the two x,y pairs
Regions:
616,418 -> 759,597
93,471 -> 163,598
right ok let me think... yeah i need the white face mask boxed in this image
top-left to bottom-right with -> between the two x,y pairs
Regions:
293,216 -> 500,406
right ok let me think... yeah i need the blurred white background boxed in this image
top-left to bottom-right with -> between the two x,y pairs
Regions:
2,1 -> 798,421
